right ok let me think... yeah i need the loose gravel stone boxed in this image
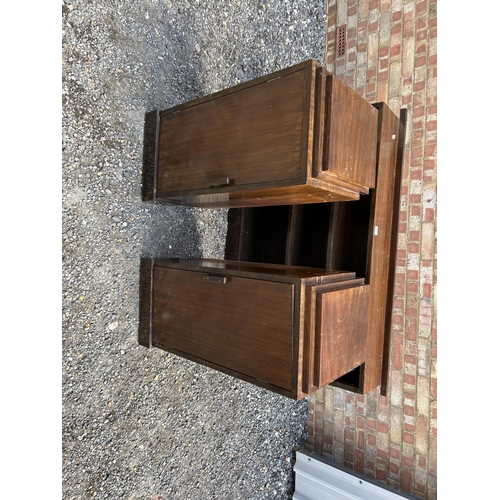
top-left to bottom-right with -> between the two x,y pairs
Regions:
62,1 -> 326,498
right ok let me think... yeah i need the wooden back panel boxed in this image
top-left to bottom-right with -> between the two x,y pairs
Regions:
152,267 -> 294,390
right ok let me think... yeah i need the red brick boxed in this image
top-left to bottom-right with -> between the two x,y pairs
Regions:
416,1 -> 428,15
416,29 -> 427,42
406,318 -> 417,342
424,143 -> 436,157
405,355 -> 417,367
425,208 -> 435,221
407,282 -> 418,293
348,6 -> 357,16
404,24 -> 414,38
389,462 -> 400,475
378,421 -> 389,434
417,17 -> 427,29
369,0 -> 378,10
393,11 -> 402,22
377,468 -> 387,481
392,332 -> 403,369
431,377 -> 437,399
392,312 -> 404,325
403,432 -> 414,444
389,446 -> 400,460
358,430 -> 365,449
390,45 -> 401,57
408,243 -> 420,254
427,120 -> 437,131
431,345 -> 437,360
403,456 -> 413,468
413,81 -> 425,92
379,46 -> 389,57
355,449 -> 365,474
415,482 -> 426,494
417,454 -> 427,468
357,416 -> 365,429
401,469 -> 413,492
378,448 -> 389,460
368,434 -> 376,446
368,418 -> 377,430
412,119 -> 424,131
345,428 -> 355,443
404,405 -> 415,417
410,205 -> 421,216
424,159 -> 435,171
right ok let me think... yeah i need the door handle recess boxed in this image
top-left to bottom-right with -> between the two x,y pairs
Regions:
203,177 -> 232,188
202,275 -> 227,284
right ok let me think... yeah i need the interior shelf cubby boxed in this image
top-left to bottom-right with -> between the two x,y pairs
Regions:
225,197 -> 372,279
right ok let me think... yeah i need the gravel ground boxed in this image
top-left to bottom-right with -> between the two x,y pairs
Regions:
62,1 -> 326,498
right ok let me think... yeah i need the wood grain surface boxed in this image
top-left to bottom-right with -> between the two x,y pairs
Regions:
152,267 -> 295,390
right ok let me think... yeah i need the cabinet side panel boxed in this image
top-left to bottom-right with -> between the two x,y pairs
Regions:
152,268 -> 294,391
326,78 -> 378,188
156,69 -> 308,195
313,285 -> 369,387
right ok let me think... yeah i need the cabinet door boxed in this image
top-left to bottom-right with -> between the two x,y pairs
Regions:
152,267 -> 294,391
156,68 -> 310,196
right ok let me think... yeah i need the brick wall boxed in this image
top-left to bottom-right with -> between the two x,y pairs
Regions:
305,1 -> 437,498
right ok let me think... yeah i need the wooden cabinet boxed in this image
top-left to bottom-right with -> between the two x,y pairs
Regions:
142,60 -> 379,208
140,259 -> 369,400
139,60 -> 406,399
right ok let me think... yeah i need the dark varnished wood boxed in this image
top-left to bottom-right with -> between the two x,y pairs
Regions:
380,107 -> 407,397
148,59 -> 378,207
142,110 -> 159,201
361,103 -> 401,393
157,68 -> 309,195
300,279 -> 365,396
138,258 -> 153,347
220,104 -> 404,396
313,285 -> 369,387
140,67 -> 404,398
153,266 -> 295,390
154,258 -> 356,284
322,76 -> 378,189
141,258 -> 367,399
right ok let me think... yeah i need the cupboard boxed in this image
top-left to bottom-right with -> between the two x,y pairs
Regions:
139,60 -> 406,399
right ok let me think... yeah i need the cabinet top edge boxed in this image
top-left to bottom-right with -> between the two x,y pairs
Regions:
159,59 -> 320,117
152,258 -> 357,283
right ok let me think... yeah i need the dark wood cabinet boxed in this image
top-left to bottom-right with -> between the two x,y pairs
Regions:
140,60 -> 406,399
143,60 -> 378,208
140,258 -> 368,399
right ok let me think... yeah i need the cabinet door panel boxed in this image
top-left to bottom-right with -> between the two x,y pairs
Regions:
153,267 -> 294,390
313,285 -> 369,387
156,69 -> 308,195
